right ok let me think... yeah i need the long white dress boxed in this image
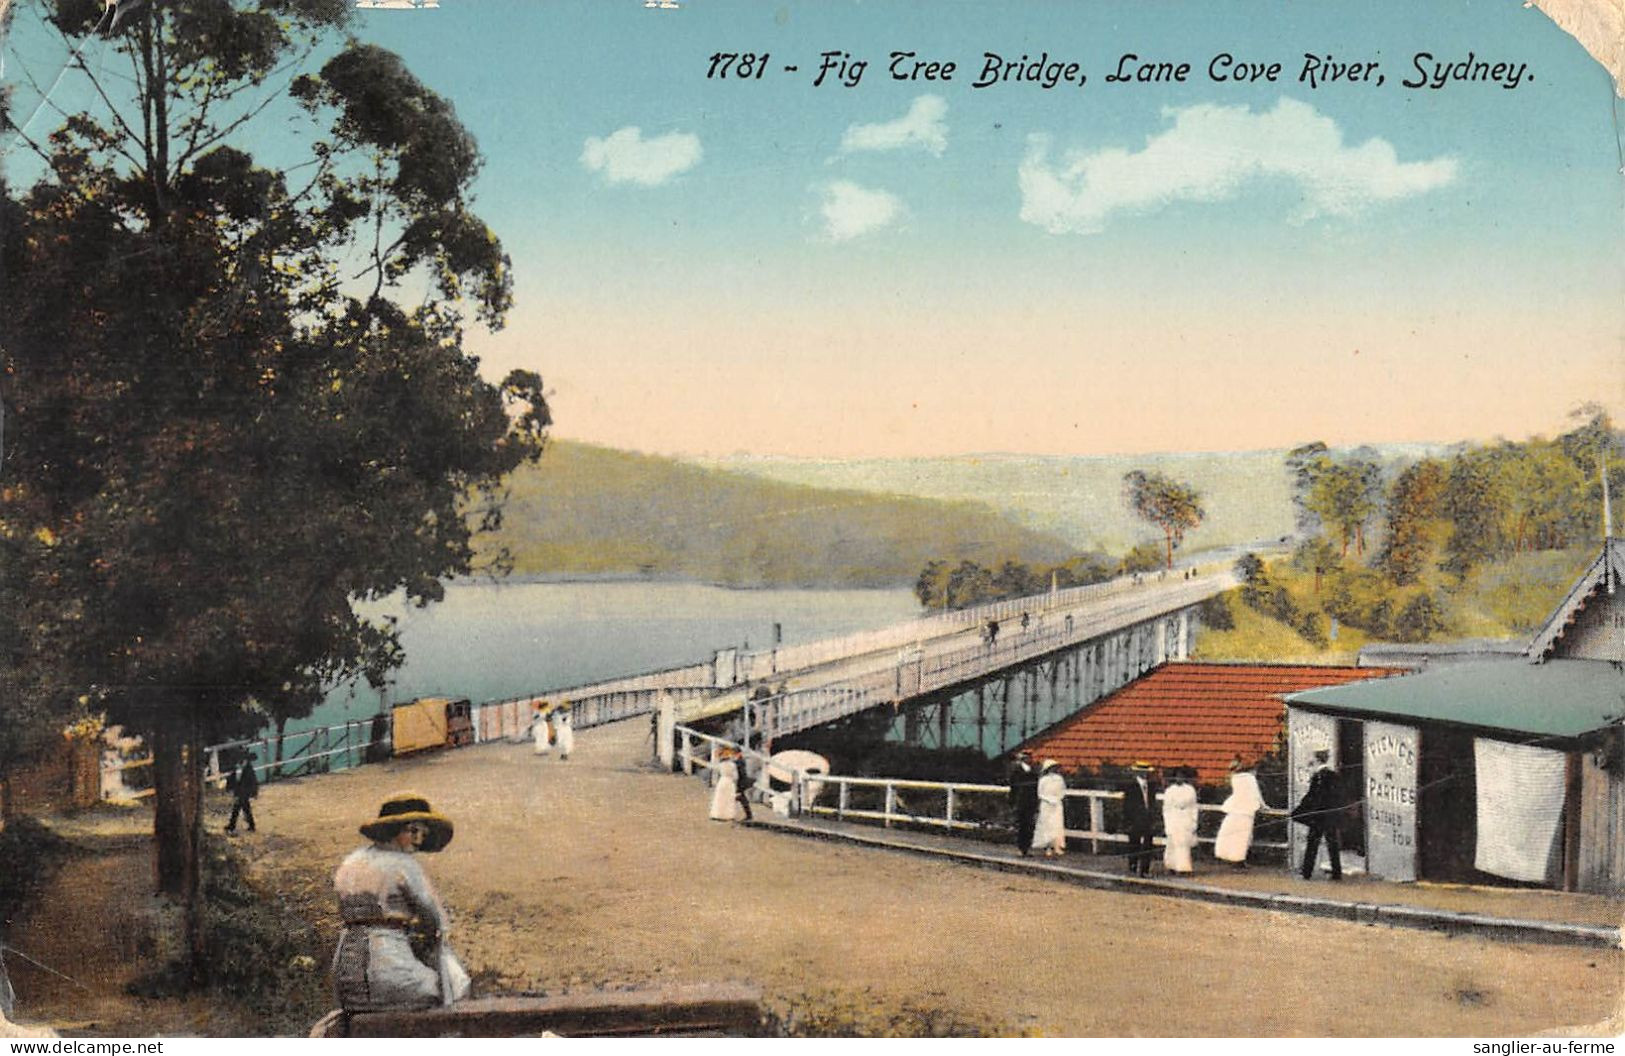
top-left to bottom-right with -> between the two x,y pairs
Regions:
1031,771 -> 1067,853
531,715 -> 552,755
553,712 -> 575,759
1161,780 -> 1199,873
709,761 -> 742,821
1214,770 -> 1265,863
332,844 -> 472,1011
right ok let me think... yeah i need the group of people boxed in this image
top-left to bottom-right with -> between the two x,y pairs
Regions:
1007,752 -> 1274,874
530,704 -> 575,760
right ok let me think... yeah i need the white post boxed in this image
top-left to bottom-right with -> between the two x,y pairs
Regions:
1090,794 -> 1105,855
838,780 -> 849,820
945,787 -> 956,828
884,784 -> 896,829
680,730 -> 693,775
657,693 -> 676,770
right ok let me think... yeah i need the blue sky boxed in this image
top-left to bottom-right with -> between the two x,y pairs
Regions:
4,0 -> 1621,457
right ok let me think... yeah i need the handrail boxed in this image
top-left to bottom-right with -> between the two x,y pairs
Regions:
670,722 -> 1289,852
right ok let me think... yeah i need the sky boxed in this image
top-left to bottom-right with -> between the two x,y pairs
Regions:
5,0 -> 1623,459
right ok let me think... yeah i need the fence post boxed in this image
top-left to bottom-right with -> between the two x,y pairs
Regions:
838,780 -> 849,820
945,787 -> 956,828
680,730 -> 693,775
1090,795 -> 1105,855
884,783 -> 896,829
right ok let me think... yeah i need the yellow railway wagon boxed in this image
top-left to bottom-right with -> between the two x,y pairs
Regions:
391,697 -> 475,756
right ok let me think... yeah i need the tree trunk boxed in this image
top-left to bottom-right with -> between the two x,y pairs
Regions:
150,716 -> 204,977
274,715 -> 288,767
1164,528 -> 1174,569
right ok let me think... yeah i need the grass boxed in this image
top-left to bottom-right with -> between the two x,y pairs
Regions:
1194,543 -> 1596,664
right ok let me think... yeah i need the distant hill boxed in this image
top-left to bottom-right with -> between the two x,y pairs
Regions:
702,445 -> 1452,556
702,450 -> 1299,555
480,441 -> 1079,588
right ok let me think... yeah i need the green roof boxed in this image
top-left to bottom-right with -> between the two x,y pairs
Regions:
1286,659 -> 1625,738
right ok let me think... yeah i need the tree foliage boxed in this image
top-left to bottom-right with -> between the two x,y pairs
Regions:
1122,470 -> 1204,569
0,0 -> 548,966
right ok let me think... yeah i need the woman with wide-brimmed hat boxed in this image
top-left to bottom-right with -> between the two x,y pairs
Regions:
331,793 -> 471,1011
1161,766 -> 1199,875
1031,760 -> 1068,857
1215,756 -> 1269,868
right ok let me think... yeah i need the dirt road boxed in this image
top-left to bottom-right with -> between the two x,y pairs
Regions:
223,719 -> 1623,1037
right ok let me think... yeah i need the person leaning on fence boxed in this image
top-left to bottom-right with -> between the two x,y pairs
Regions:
1214,756 -> 1268,868
225,752 -> 259,835
1032,760 -> 1067,857
1291,749 -> 1343,881
1160,767 -> 1198,876
1121,762 -> 1158,877
1007,749 -> 1040,857
332,794 -> 471,1012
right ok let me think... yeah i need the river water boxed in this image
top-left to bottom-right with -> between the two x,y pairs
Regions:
298,580 -> 922,733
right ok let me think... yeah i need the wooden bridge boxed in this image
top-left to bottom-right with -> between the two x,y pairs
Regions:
101,562 -> 1239,794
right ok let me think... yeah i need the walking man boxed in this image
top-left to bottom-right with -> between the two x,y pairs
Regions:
226,752 -> 259,834
1008,749 -> 1040,856
1292,749 -> 1343,880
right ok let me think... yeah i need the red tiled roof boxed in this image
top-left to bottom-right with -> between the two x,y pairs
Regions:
1021,662 -> 1403,785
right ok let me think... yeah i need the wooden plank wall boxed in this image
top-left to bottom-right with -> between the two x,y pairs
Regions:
1576,730 -> 1624,895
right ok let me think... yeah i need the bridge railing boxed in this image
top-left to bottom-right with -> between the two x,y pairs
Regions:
741,584 -> 1213,741
734,564 -> 1231,683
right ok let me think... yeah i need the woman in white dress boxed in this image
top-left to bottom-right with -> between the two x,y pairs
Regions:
552,706 -> 575,760
1161,768 -> 1199,875
531,707 -> 552,755
1214,758 -> 1268,867
1031,760 -> 1068,857
709,747 -> 743,821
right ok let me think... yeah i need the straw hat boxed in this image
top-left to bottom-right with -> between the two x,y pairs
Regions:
1040,759 -> 1060,773
361,793 -> 454,852
1130,760 -> 1154,772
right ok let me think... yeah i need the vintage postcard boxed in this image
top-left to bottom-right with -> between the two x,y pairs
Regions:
0,0 -> 1621,1041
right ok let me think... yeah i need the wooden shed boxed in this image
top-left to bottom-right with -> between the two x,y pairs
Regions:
1285,539 -> 1625,894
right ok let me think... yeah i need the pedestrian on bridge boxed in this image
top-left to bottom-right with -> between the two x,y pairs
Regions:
1008,750 -> 1040,856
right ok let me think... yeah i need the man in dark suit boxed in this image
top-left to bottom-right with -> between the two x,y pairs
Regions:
1292,749 -> 1343,880
1008,750 -> 1040,856
226,752 -> 259,834
1121,761 -> 1157,876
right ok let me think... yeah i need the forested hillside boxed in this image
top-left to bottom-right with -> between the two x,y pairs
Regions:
1198,409 -> 1620,659
479,442 -> 1078,587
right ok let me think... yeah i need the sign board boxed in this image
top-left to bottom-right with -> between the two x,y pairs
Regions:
1363,721 -> 1419,881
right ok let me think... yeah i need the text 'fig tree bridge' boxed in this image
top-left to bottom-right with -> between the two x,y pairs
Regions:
503,563 -> 1240,761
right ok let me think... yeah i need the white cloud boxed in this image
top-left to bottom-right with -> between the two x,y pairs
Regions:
818,180 -> 904,241
1018,97 -> 1458,234
580,127 -> 702,187
840,95 -> 949,156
